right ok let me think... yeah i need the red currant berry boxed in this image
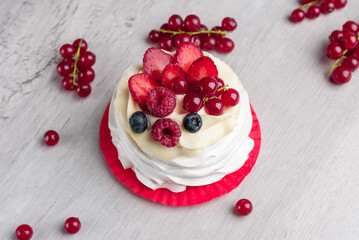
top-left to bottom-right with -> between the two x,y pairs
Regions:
343,21 -> 359,34
183,92 -> 203,112
198,24 -> 209,39
57,60 -> 73,77
169,76 -> 188,94
222,17 -> 237,31
199,77 -> 219,97
199,24 -> 208,31
331,66 -> 351,84
291,9 -> 305,23
235,199 -> 253,216
79,68 -> 95,83
43,130 -> 59,146
329,30 -> 344,43
16,224 -> 33,240
211,26 -> 225,39
190,35 -> 202,48
334,0 -> 347,8
306,5 -> 321,19
355,46 -> 359,57
78,51 -> 96,68
215,77 -> 225,88
321,0 -> 335,14
73,39 -> 88,54
183,15 -> 201,31
174,33 -> 191,48
187,81 -> 201,94
214,77 -> 225,97
342,55 -> 359,71
148,30 -> 162,43
59,44 -> 75,59
205,98 -> 224,116
301,0 -> 313,3
160,23 -> 171,30
62,77 -> 77,91
76,82 -> 92,97
216,38 -> 234,53
168,14 -> 183,31
202,36 -> 217,50
158,35 -> 173,51
342,32 -> 358,50
326,42 -> 343,59
64,217 -> 81,234
222,88 -> 240,107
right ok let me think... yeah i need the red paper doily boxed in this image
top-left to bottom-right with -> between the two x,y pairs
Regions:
100,103 -> 261,206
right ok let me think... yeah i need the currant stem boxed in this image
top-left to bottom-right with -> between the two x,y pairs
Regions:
300,0 -> 323,9
71,39 -> 83,86
157,29 -> 232,37
328,49 -> 348,75
217,84 -> 229,91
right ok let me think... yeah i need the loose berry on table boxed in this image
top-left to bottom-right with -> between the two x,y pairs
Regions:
15,224 -> 33,240
64,217 -> 81,234
235,199 -> 253,216
43,130 -> 59,146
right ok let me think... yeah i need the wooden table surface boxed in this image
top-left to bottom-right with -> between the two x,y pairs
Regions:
1,0 -> 359,239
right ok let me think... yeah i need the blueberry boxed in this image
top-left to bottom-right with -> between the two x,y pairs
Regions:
183,113 -> 202,133
129,111 -> 148,133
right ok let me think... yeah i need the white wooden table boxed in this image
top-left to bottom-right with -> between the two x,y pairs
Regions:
1,0 -> 359,239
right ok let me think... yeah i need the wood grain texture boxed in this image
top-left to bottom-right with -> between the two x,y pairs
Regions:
1,0 -> 359,239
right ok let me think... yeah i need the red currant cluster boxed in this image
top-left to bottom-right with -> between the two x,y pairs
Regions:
291,0 -> 347,23
326,21 -> 359,84
15,217 -> 80,240
57,39 -> 96,98
148,14 -> 237,53
183,77 -> 240,116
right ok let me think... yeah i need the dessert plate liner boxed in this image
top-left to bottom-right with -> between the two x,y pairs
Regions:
100,103 -> 261,206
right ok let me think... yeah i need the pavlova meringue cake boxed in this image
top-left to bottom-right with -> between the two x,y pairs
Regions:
108,43 -> 254,193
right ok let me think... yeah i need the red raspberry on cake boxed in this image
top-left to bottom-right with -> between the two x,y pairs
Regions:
147,87 -> 176,118
151,118 -> 182,147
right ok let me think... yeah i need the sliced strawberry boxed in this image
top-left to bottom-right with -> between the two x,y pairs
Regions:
128,73 -> 160,110
175,43 -> 203,73
143,47 -> 174,81
161,63 -> 186,87
188,56 -> 218,82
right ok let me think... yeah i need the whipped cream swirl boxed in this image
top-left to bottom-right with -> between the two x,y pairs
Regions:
108,87 -> 254,192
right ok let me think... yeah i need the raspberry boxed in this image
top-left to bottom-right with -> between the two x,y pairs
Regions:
151,118 -> 181,147
147,87 -> 176,118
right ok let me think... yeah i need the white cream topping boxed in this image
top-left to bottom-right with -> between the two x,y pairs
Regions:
108,52 -> 254,192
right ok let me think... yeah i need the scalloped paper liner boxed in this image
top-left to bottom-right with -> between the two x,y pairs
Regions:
100,103 -> 261,206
